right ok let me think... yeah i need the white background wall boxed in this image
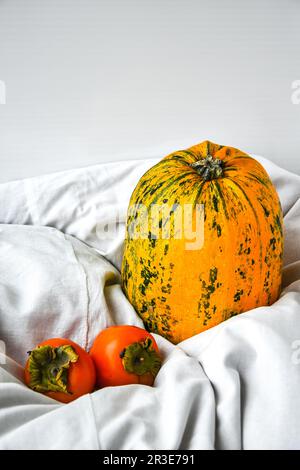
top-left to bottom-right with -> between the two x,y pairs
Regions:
0,0 -> 299,182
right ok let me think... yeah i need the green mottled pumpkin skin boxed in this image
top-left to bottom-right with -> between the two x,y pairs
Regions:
121,141 -> 283,344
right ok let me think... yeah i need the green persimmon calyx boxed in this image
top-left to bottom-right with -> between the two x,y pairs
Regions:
120,338 -> 162,377
27,344 -> 78,394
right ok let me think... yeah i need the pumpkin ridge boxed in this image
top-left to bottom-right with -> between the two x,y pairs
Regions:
226,176 -> 264,288
229,155 -> 253,160
213,180 -> 229,220
193,180 -> 207,209
171,150 -> 198,161
246,172 -> 270,188
150,171 -> 195,205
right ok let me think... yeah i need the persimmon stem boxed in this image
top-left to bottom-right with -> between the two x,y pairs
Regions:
27,345 -> 78,394
121,338 -> 162,377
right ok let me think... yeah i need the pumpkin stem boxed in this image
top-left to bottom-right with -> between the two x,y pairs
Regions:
190,155 -> 224,181
27,344 -> 78,394
120,338 -> 162,378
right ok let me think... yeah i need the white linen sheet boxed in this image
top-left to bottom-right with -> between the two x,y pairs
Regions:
0,155 -> 300,450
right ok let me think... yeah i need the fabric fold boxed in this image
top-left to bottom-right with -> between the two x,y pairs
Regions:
0,155 -> 300,449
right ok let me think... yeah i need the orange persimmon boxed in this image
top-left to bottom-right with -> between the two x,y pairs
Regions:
24,338 -> 96,403
90,325 -> 162,388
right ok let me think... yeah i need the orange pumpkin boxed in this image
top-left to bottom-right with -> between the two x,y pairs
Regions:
121,140 -> 283,344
